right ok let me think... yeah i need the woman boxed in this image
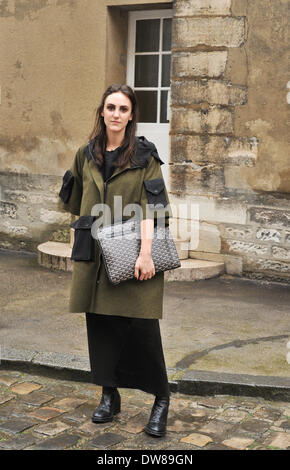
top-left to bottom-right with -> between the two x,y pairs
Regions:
59,84 -> 172,437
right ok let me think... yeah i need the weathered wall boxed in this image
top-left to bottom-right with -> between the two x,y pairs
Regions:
1,0 -> 289,283
0,0 -> 170,250
170,0 -> 290,282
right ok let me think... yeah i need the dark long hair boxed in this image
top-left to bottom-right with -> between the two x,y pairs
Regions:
88,84 -> 139,169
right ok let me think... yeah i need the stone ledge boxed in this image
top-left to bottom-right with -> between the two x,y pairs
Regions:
1,347 -> 289,401
165,258 -> 225,281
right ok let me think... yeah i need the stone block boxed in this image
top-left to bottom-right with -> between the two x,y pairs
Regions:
29,432 -> 80,450
223,239 -> 269,257
165,258 -> 224,281
40,208 -> 71,224
272,246 -> 290,261
174,0 -> 231,17
268,432 -> 290,450
172,17 -> 246,48
0,201 -> 17,218
170,135 -> 258,166
175,239 -> 189,259
169,194 -> 247,225
222,436 -> 255,450
171,79 -> 247,106
1,221 -> 29,236
180,432 -> 213,447
29,407 -> 65,422
188,250 -> 243,275
171,106 -> 233,134
171,51 -> 228,78
285,232 -> 290,244
3,190 -> 27,203
170,163 -> 225,196
10,382 -> 42,395
244,258 -> 290,275
89,432 -> 126,449
190,222 -> 221,253
0,418 -> 36,435
34,421 -> 70,436
256,228 -> 281,243
248,207 -> 290,228
222,224 -> 254,241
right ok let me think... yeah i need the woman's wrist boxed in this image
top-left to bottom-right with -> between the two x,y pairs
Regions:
139,251 -> 152,257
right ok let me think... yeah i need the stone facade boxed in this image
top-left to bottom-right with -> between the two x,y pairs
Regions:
0,0 -> 289,282
170,0 -> 290,282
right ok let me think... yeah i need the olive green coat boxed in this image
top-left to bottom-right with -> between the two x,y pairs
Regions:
59,136 -> 172,319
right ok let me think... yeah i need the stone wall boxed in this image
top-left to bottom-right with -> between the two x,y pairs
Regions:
170,0 -> 290,281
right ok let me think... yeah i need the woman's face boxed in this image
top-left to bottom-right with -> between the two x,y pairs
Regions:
101,92 -> 133,135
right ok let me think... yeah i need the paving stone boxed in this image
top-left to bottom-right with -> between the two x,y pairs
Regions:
28,406 -> 65,422
197,420 -> 234,435
52,397 -> 87,411
0,375 -> 19,387
120,413 -> 147,434
61,403 -> 95,424
34,420 -> 71,436
10,382 -> 42,395
222,436 -> 256,450
28,432 -> 81,450
167,418 -> 197,432
180,432 -> 213,447
216,408 -> 250,423
267,432 -> 290,449
78,419 -> 113,434
0,433 -> 40,450
279,420 -> 290,430
42,384 -> 74,396
0,418 -> 36,434
253,406 -> 283,422
89,432 -> 127,449
239,418 -> 271,434
0,394 -> 15,405
19,392 -> 54,407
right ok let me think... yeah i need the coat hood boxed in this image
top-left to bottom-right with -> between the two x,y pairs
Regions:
84,135 -> 164,169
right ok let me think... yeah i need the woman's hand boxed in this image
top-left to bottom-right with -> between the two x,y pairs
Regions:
134,253 -> 155,281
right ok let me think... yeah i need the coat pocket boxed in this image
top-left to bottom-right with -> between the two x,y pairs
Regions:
144,178 -> 168,208
70,215 -> 96,261
59,170 -> 74,203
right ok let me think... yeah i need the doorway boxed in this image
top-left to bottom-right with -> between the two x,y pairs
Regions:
127,9 -> 172,184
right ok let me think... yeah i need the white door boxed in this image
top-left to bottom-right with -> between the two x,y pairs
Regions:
127,10 -> 172,185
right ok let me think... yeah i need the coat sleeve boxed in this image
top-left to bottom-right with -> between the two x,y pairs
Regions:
58,147 -> 84,216
140,154 -> 172,226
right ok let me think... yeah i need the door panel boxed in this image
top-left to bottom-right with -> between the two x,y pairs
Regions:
127,10 -> 172,186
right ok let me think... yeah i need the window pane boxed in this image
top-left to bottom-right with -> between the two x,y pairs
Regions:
136,19 -> 160,53
160,90 -> 169,123
135,55 -> 159,87
162,55 -> 171,87
135,91 -> 157,123
162,18 -> 172,51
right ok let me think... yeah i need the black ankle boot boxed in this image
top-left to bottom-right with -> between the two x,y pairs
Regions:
145,395 -> 170,437
92,387 -> 121,423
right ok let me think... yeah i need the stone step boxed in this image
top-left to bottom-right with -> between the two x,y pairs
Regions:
37,241 -> 225,281
37,241 -> 73,272
164,258 -> 225,282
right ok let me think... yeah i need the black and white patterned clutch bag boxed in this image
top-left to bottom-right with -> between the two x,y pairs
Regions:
94,219 -> 181,285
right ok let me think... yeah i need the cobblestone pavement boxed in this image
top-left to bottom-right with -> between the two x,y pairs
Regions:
0,369 -> 289,451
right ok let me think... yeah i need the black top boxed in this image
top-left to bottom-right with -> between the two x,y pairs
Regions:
103,147 -> 120,182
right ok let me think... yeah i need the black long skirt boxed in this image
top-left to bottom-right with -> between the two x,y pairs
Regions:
85,312 -> 170,397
